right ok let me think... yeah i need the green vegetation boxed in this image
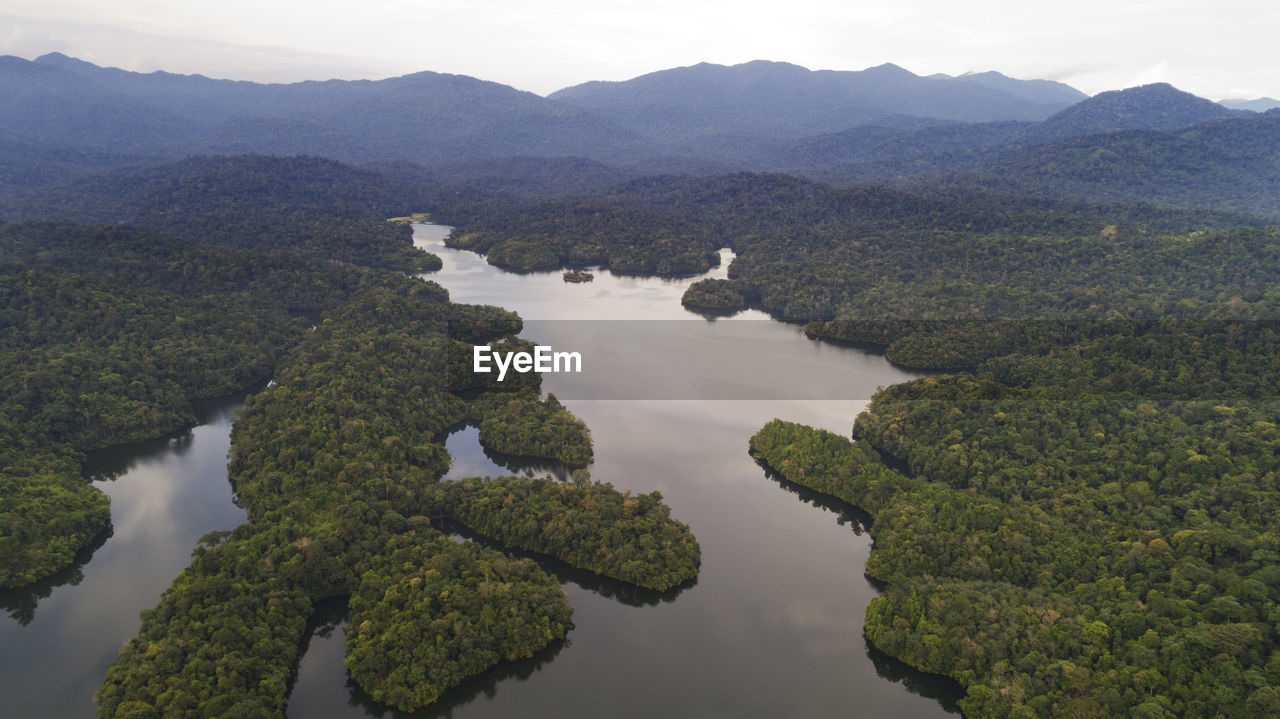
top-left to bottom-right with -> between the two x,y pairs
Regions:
345,533 -> 572,711
441,173 -> 1263,320
386,212 -> 432,224
754,382 -> 1280,717
541,169 -> 1280,719
440,473 -> 700,591
681,278 -> 749,313
937,112 -> 1280,219
1,155 -> 443,272
444,199 -> 719,275
96,260 -> 699,715
745,229 -> 1280,717
471,392 -> 593,465
562,269 -> 594,283
0,221 -> 382,588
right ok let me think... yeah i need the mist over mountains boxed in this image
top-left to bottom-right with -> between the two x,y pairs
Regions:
3,52 -> 1279,217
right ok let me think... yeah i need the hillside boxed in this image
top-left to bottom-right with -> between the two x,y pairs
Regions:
1033,83 -> 1239,139
934,111 -> 1280,218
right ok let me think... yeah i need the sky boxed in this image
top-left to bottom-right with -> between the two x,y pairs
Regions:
2,0 -> 1278,100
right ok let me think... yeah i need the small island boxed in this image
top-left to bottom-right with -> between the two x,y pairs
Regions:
563,270 -> 594,283
681,278 -> 748,313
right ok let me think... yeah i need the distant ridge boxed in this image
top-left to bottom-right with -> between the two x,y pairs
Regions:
548,60 -> 1087,159
951,70 -> 1087,107
0,53 -> 652,165
1219,97 -> 1280,112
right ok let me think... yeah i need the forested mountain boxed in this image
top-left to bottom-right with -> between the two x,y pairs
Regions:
0,131 -> 154,193
759,84 -> 1261,184
948,70 -> 1088,107
0,54 -> 1095,175
1032,83 -> 1239,139
759,119 -> 1030,179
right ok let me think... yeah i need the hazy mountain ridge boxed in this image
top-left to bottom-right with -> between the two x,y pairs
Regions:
1219,97 -> 1280,112
2,54 -> 1092,169
753,84 -> 1280,217
548,60 -> 1084,159
3,53 -> 1277,213
2,53 -> 652,166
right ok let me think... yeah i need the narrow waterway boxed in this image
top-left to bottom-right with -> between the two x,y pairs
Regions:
0,397 -> 248,719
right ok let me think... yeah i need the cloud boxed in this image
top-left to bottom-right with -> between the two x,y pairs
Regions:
0,13 -> 398,82
1130,60 -> 1171,88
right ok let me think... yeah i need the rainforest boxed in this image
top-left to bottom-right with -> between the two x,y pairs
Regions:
3,50 -> 1280,719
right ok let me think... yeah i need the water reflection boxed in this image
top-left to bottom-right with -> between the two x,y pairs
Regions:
0,393 -> 248,718
754,458 -> 873,537
287,595 -> 570,719
866,638 -> 965,713
271,224 -> 964,719
441,424 -> 574,482
0,525 -> 112,626
436,518 -> 695,607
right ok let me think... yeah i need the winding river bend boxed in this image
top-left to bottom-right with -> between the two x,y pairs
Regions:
0,223 -> 963,718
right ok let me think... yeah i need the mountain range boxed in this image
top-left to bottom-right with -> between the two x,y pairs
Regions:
3,53 -> 1280,217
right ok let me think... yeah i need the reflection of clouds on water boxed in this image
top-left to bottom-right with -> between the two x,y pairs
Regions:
441,424 -> 574,482
0,396 -> 247,718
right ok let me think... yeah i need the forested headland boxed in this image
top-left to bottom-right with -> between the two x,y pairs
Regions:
725,174 -> 1280,716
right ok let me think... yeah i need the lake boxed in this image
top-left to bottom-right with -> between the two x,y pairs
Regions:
285,224 -> 962,718
0,223 -> 963,718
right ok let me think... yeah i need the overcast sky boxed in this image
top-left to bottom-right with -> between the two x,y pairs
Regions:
2,1 -> 1277,99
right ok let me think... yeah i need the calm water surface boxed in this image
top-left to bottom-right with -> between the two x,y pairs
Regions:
0,223 -> 963,718
285,224 -> 963,718
0,398 -> 247,719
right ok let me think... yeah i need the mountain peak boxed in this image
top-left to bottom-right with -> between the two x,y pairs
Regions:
864,62 -> 916,78
34,52 -> 100,71
1040,82 -> 1234,137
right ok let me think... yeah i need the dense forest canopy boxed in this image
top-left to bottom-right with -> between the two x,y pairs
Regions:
4,52 -> 1280,717
0,155 -> 447,271
1,204 -> 700,716
0,221 -> 385,588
